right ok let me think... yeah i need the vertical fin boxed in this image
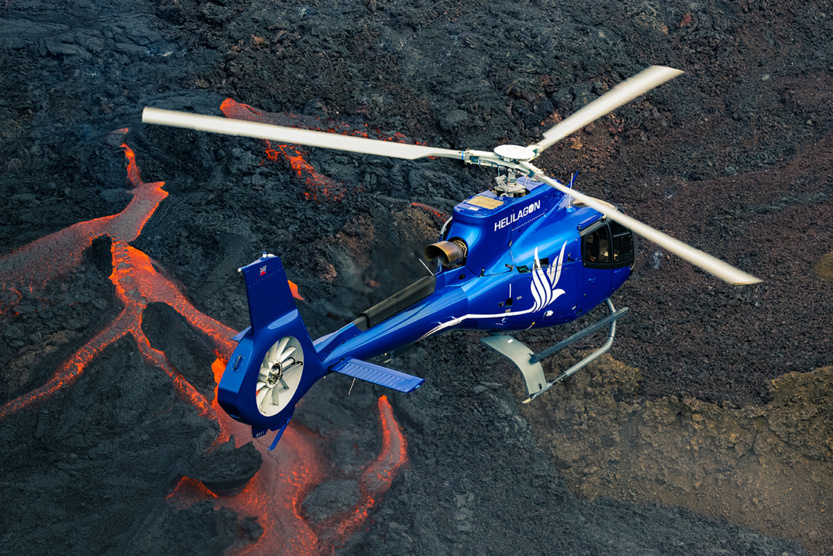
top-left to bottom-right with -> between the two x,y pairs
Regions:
239,254 -> 298,333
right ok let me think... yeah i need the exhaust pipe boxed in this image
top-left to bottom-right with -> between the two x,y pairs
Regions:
424,239 -> 467,268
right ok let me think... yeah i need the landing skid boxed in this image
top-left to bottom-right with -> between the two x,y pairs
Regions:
481,299 -> 628,402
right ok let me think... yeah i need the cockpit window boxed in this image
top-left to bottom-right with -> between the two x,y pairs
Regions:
581,220 -> 634,269
583,224 -> 611,264
610,221 -> 633,264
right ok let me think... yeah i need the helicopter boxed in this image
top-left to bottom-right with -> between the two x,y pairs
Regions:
142,66 -> 760,449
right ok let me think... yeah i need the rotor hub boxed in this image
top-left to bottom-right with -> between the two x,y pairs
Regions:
266,359 -> 291,387
494,174 -> 528,197
493,144 -> 536,162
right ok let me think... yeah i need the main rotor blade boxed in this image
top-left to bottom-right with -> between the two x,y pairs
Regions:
522,165 -> 761,285
143,107 -> 465,161
528,66 -> 683,156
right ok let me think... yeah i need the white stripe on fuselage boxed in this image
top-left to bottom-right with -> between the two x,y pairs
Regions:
416,242 -> 567,341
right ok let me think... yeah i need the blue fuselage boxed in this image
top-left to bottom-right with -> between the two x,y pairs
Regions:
317,178 -> 632,369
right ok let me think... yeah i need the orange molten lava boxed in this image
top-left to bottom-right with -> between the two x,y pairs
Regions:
411,202 -> 449,222
170,397 -> 409,555
287,280 -> 304,301
322,395 -> 409,542
219,98 -> 420,204
0,129 -> 408,552
0,142 -> 233,419
0,142 -> 167,316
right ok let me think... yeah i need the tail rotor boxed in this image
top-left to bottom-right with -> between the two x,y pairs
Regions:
218,254 -> 323,448
256,336 -> 305,416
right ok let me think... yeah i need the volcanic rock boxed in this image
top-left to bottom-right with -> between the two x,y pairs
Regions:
0,0 -> 830,553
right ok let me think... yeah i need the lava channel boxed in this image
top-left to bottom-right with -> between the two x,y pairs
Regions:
219,99 -> 446,220
0,128 -> 408,554
220,98 -> 417,204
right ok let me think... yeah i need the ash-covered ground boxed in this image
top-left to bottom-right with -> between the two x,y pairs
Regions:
1,0 -> 831,554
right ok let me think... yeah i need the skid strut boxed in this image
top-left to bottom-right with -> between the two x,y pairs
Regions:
480,299 -> 628,403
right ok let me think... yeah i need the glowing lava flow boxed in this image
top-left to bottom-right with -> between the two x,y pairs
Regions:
0,132 -> 167,317
220,99 -> 418,203
320,395 -> 409,543
170,396 -> 410,555
0,130 -> 408,553
0,134 -> 235,419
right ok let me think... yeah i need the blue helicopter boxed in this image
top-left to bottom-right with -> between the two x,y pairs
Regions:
143,66 -> 760,449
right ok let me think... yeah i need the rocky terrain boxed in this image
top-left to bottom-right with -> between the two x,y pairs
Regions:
1,0 -> 831,554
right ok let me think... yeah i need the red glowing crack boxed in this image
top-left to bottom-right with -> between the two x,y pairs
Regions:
264,140 -> 348,203
412,202 -> 449,222
220,98 -> 420,204
221,99 -> 349,203
0,128 -> 407,553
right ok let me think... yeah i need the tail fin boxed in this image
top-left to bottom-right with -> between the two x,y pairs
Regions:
218,254 -> 322,447
241,253 -> 300,334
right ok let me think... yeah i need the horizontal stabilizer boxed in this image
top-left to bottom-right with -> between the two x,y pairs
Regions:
331,357 -> 424,393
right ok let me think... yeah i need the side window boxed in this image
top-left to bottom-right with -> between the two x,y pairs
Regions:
610,221 -> 634,265
582,223 -> 611,265
581,220 -> 633,268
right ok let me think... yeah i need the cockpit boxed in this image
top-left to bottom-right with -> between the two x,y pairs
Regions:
580,219 -> 635,269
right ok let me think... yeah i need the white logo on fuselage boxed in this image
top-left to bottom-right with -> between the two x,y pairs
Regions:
494,200 -> 541,231
415,241 -> 568,342
530,243 -> 567,313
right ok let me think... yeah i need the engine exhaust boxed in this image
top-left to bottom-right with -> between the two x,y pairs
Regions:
424,239 -> 467,268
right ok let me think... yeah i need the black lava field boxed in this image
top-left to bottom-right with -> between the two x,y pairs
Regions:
1,1 -> 831,554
